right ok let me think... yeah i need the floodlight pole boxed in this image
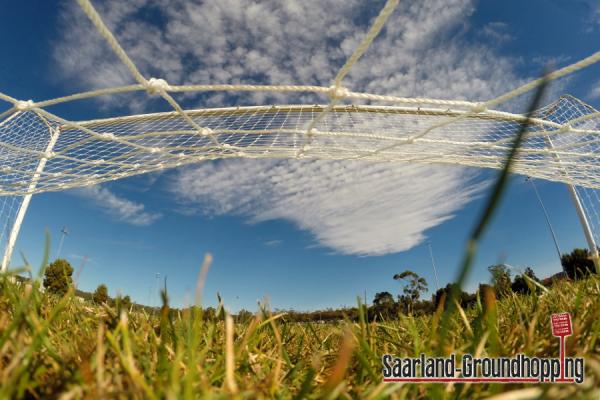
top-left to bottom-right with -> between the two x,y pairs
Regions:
1,124 -> 60,272
56,226 -> 69,259
545,136 -> 600,274
427,241 -> 440,291
525,177 -> 563,268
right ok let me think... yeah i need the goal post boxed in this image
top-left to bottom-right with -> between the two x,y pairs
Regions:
0,113 -> 60,272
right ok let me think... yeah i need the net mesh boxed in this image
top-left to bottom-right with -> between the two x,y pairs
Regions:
1,0 -> 600,268
0,97 -> 598,196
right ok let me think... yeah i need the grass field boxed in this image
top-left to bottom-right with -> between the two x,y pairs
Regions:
1,267 -> 599,399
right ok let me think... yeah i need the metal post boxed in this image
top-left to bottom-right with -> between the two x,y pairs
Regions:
525,177 -> 563,268
545,136 -> 600,273
1,124 -> 60,272
427,241 -> 440,291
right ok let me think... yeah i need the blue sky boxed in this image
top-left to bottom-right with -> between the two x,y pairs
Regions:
1,0 -> 600,311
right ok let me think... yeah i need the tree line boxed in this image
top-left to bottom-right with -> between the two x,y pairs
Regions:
42,259 -> 133,310
38,247 -> 597,322
368,246 -> 596,320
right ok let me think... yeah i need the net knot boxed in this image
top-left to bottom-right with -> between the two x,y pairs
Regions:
328,85 -> 350,99
200,128 -> 213,136
558,124 -> 572,133
471,103 -> 487,113
145,78 -> 171,95
15,100 -> 35,111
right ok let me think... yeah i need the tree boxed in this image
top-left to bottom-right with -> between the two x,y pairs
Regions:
561,248 -> 595,279
43,259 -> 73,296
93,284 -> 109,304
511,267 -> 540,294
393,270 -> 428,314
488,264 -> 511,298
371,291 -> 396,319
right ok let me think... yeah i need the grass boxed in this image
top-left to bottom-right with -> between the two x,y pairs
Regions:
0,268 -> 599,399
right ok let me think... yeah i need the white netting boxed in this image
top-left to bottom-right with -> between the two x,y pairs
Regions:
1,0 -> 600,268
0,196 -> 21,265
0,98 -> 598,196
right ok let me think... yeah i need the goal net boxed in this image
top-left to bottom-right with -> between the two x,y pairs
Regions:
0,0 -> 599,270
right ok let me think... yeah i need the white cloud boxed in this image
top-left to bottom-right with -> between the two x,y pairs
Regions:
74,185 -> 162,226
53,0 -> 528,256
589,81 -> 600,100
171,160 -> 482,256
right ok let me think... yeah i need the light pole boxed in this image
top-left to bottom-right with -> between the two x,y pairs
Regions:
427,241 -> 440,291
154,273 -> 161,308
525,177 -> 563,270
56,226 -> 69,259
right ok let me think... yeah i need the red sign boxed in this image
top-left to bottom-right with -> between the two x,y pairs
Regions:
551,313 -> 572,337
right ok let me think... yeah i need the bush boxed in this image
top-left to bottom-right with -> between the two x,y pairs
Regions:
42,259 -> 73,296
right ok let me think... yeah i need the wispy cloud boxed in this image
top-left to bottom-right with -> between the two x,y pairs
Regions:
53,0 -> 522,106
263,240 -> 283,248
589,81 -> 600,100
481,22 -> 513,44
55,0 -> 525,256
583,1 -> 600,33
531,54 -> 572,68
74,185 -> 162,226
